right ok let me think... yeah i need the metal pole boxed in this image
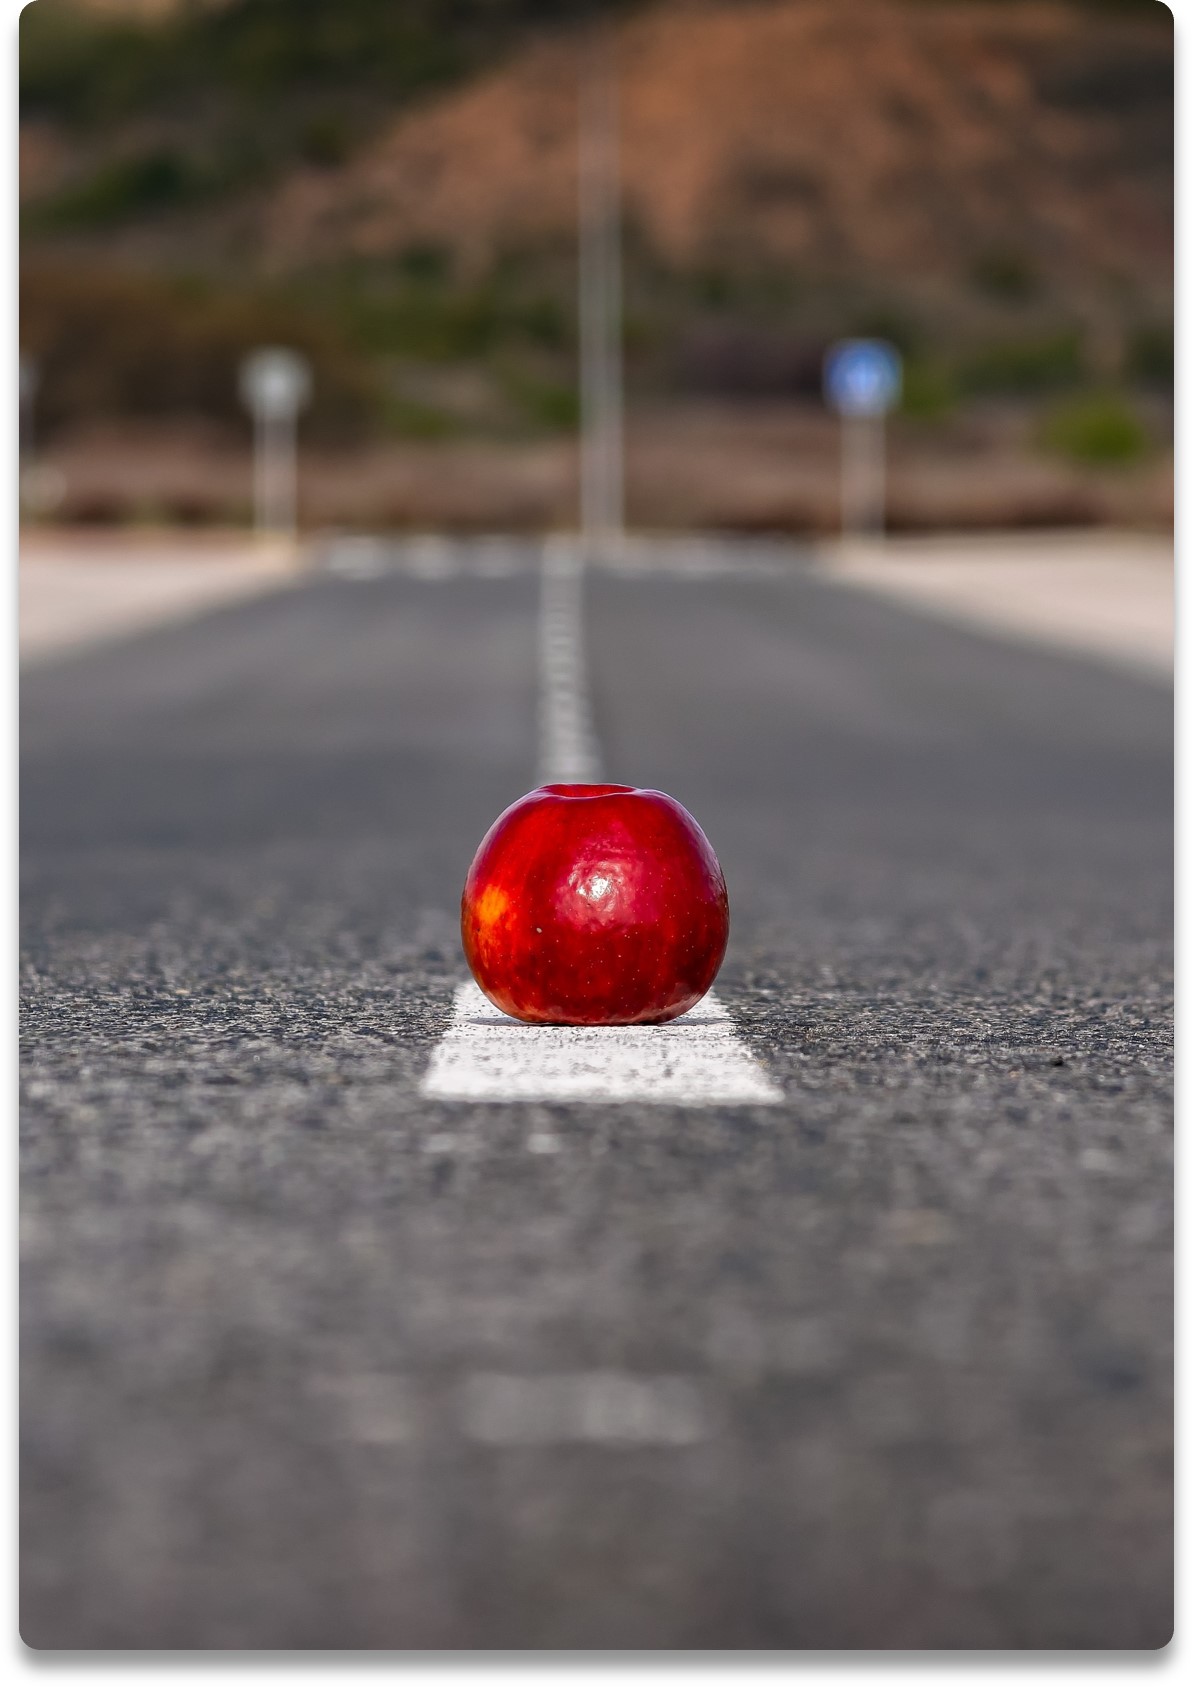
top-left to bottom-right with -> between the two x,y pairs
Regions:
578,27 -> 624,560
253,409 -> 270,535
239,348 -> 310,541
257,410 -> 297,538
841,411 -> 885,540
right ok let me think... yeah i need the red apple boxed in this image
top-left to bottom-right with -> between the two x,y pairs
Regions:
461,783 -> 729,1025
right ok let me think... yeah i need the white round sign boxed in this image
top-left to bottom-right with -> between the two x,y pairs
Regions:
239,347 -> 311,419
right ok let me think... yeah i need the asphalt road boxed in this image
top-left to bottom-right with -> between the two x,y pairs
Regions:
20,547 -> 1172,1649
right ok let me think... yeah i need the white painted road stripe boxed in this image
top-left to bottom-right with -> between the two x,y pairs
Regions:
538,535 -> 602,783
318,532 -> 804,580
420,980 -> 782,1105
458,1371 -> 712,1446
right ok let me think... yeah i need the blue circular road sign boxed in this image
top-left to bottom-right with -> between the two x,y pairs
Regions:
823,339 -> 902,417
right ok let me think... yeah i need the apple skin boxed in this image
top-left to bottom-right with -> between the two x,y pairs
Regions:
461,783 -> 730,1025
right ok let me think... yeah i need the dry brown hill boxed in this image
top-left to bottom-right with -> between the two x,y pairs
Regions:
259,0 -> 1170,318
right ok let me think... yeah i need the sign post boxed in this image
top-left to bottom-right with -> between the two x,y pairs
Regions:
823,339 -> 902,542
238,348 -> 311,539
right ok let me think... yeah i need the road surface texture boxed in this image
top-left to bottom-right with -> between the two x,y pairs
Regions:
20,542 -> 1172,1649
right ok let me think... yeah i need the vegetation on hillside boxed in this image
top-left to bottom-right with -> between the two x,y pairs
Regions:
21,1 -> 620,138
21,2 -> 647,235
19,0 -> 1172,451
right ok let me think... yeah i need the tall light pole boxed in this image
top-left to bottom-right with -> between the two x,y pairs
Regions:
534,22 -> 623,784
238,347 -> 311,540
578,25 -> 624,560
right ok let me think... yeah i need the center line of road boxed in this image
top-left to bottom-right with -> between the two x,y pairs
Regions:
538,535 -> 602,784
458,1371 -> 712,1446
420,980 -> 782,1105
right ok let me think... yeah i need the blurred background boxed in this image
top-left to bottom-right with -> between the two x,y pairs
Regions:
19,0 -> 1172,537
19,2 -> 1174,1648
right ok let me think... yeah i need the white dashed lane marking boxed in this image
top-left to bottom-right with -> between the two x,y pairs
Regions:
538,535 -> 602,783
458,1371 -> 712,1446
310,1369 -> 715,1448
420,980 -> 782,1105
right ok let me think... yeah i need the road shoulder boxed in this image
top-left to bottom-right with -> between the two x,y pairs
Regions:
817,528 -> 1173,678
20,529 -> 303,665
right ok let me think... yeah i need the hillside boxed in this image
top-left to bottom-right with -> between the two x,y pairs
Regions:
262,0 -> 1170,310
25,0 -> 1171,289
18,0 -> 1173,531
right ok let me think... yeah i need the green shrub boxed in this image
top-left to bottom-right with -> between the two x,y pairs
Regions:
501,371 -> 580,432
36,150 -> 205,228
1126,324 -> 1173,387
690,268 -> 738,310
1040,392 -> 1148,465
300,116 -> 353,168
899,359 -> 956,421
961,331 -> 1084,394
399,244 -> 453,284
849,310 -> 918,356
296,262 -> 573,364
970,249 -> 1038,302
381,395 -> 461,440
516,296 -> 568,350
